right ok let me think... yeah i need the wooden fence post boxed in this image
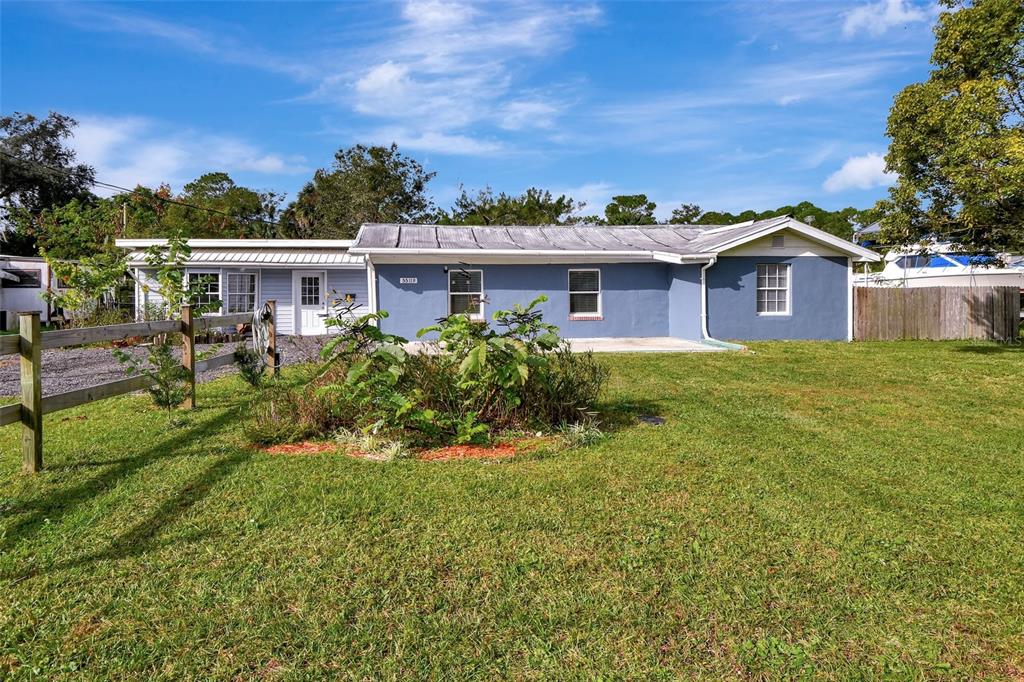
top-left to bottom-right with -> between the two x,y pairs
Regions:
181,304 -> 196,409
265,299 -> 277,376
19,311 -> 42,473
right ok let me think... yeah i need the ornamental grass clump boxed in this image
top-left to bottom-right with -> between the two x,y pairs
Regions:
247,295 -> 608,447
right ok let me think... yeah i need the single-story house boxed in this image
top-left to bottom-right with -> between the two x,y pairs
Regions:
349,216 -> 881,342
116,239 -> 368,335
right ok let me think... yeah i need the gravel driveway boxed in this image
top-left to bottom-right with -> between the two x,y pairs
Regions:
0,335 -> 329,397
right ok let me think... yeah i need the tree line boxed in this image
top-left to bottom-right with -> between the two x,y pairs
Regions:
0,115 -> 878,261
1,0 -> 1020,262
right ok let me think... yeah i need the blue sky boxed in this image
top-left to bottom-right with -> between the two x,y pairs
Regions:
1,0 -> 939,218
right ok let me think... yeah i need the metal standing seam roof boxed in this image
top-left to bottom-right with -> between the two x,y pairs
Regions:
352,218 -> 790,256
123,247 -> 364,266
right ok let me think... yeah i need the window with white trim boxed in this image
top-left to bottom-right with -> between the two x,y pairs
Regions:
449,269 -> 483,319
756,263 -> 790,314
568,269 -> 601,317
187,271 -> 221,308
226,273 -> 257,313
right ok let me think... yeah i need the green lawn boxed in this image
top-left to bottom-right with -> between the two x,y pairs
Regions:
1,341 -> 1022,679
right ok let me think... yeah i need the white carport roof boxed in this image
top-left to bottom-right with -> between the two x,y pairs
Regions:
115,239 -> 364,268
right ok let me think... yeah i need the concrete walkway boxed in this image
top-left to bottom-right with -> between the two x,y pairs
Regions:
565,337 -> 728,353
404,336 -> 732,355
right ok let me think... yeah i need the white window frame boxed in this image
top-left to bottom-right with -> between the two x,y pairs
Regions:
568,268 -> 602,319
756,263 -> 791,316
185,268 -> 222,313
225,271 -> 259,314
448,269 -> 484,320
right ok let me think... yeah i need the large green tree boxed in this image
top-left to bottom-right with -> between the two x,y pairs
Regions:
283,144 -> 436,239
603,194 -> 657,225
677,201 -> 876,239
31,174 -> 279,260
441,187 -> 585,225
160,172 -> 282,239
877,0 -> 1024,253
0,112 -> 96,255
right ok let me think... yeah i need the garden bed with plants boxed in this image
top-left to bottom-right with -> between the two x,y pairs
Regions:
244,296 -> 610,457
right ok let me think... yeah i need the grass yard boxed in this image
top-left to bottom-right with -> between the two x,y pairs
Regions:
1,341 -> 1023,679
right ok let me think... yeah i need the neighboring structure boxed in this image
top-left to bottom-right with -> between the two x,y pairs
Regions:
115,239 -> 367,335
350,216 -> 881,342
855,242 -> 1024,292
0,256 -> 58,331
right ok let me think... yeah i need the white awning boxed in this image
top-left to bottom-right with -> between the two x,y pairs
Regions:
124,248 -> 364,268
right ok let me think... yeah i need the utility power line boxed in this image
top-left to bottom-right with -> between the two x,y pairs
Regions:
0,149 -> 283,228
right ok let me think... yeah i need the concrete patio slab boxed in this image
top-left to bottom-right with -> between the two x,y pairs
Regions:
404,337 -> 733,354
565,337 -> 728,353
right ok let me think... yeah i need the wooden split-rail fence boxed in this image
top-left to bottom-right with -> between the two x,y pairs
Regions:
3,301 -> 276,473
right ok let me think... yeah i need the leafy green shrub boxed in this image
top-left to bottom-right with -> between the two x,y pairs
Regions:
234,344 -> 265,387
113,341 -> 190,416
246,296 -> 608,447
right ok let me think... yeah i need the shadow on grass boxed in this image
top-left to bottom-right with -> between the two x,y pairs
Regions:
66,450 -> 248,572
955,341 -> 1024,354
0,406 -> 241,552
4,449 -> 249,581
597,398 -> 666,432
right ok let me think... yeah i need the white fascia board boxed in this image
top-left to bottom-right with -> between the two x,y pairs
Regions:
652,251 -> 716,264
714,218 -> 882,262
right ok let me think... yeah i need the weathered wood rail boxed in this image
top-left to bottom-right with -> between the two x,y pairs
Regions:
854,285 -> 1021,341
2,301 -> 277,472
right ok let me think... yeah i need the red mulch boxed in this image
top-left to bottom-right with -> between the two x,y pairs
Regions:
261,441 -> 337,456
261,436 -> 556,461
418,443 -> 518,462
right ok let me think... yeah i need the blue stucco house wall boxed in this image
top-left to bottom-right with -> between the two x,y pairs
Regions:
706,256 -> 849,341
377,263 -> 673,339
376,257 -> 849,342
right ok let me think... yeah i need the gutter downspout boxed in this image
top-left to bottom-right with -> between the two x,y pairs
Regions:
699,256 -> 745,351
365,256 -> 378,324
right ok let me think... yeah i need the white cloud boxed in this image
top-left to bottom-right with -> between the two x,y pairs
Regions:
498,100 -> 561,130
823,152 -> 895,192
71,115 -> 306,195
368,127 -> 504,156
402,0 -> 477,30
842,0 -> 931,38
555,182 -> 618,216
312,0 -> 600,152
58,4 -> 314,79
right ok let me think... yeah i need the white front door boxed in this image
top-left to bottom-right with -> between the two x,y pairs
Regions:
293,271 -> 327,335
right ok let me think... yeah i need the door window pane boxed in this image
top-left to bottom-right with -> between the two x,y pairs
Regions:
301,276 -> 321,305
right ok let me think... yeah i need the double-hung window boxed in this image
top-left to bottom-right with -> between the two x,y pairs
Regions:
226,272 -> 257,313
449,269 -> 483,319
187,271 -> 221,310
568,269 -> 601,318
756,263 -> 790,315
